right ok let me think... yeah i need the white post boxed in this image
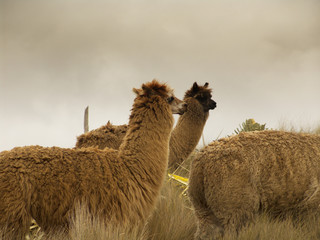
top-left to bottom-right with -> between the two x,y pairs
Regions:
84,106 -> 89,133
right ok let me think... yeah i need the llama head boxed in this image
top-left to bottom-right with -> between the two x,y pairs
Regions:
184,82 -> 216,112
133,79 -> 187,115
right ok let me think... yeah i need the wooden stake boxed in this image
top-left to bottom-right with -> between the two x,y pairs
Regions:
84,106 -> 89,133
202,133 -> 206,147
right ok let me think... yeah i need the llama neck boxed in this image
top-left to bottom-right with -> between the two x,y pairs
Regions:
118,98 -> 173,193
168,99 -> 208,169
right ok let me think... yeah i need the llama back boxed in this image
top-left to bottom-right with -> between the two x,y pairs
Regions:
76,122 -> 128,150
193,130 -> 320,214
0,145 -> 138,232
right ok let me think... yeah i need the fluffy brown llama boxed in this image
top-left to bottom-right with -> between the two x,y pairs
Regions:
188,130 -> 320,240
76,82 -> 216,170
0,80 -> 186,239
168,82 -> 216,169
76,121 -> 128,149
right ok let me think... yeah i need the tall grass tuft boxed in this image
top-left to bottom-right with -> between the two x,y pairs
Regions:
24,204 -> 147,240
68,204 -> 146,240
224,213 -> 320,240
145,180 -> 197,240
278,121 -> 320,135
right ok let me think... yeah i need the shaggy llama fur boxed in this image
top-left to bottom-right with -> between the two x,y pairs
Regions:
76,82 -> 216,170
0,80 -> 186,239
188,130 -> 320,240
76,122 -> 128,150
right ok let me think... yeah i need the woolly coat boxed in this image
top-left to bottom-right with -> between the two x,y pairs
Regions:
0,80 -> 177,239
188,130 -> 320,239
76,122 -> 128,150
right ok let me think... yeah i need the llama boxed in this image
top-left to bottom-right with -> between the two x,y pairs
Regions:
76,82 -> 216,170
188,130 -> 320,239
0,80 -> 186,239
76,121 -> 128,150
168,82 -> 216,169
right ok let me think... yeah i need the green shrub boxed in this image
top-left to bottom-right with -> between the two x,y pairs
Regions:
234,118 -> 266,134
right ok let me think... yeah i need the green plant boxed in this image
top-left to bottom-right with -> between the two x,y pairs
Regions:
234,119 -> 266,134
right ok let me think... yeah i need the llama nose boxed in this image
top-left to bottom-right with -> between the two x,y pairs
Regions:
210,100 -> 217,109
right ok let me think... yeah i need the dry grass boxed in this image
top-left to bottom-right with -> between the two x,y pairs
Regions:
0,179 -> 195,240
3,210 -> 320,240
24,204 -> 148,240
170,149 -> 198,178
225,213 -> 320,240
144,180 -> 196,240
278,121 -> 320,135
20,182 -> 320,240
312,125 -> 320,135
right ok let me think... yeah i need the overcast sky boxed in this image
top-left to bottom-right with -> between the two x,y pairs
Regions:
1,0 -> 319,151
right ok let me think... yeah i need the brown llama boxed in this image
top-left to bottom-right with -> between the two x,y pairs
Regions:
0,80 -> 187,240
76,82 -> 216,170
168,82 -> 216,169
188,130 -> 320,240
76,121 -> 128,150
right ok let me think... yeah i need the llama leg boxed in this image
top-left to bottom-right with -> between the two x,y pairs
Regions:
193,207 -> 224,240
221,209 -> 258,237
32,205 -> 71,236
211,190 -> 260,238
189,167 -> 224,240
192,199 -> 259,239
0,189 -> 31,239
190,183 -> 260,239
193,201 -> 259,240
297,178 -> 320,218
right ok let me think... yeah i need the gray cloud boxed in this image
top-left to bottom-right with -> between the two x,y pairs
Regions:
1,0 -> 320,150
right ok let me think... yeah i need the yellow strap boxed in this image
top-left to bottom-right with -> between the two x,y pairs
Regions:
168,173 -> 188,186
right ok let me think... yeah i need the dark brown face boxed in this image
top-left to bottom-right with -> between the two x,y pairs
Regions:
184,82 -> 217,112
195,92 -> 217,112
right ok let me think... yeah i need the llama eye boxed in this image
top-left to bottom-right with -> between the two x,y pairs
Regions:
196,95 -> 205,101
167,96 -> 174,103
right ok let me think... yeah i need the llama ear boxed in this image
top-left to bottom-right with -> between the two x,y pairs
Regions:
192,82 -> 199,92
133,88 -> 144,96
204,82 -> 209,88
142,84 -> 154,96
